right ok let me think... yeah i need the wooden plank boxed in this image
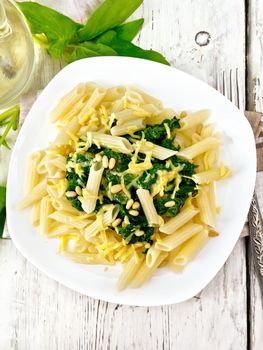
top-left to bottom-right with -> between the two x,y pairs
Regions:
247,0 -> 263,348
0,0 -> 249,349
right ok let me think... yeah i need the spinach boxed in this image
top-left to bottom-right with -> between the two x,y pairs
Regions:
104,170 -> 120,185
171,156 -> 198,176
103,149 -> 131,172
136,116 -> 180,144
0,187 -> 6,238
68,197 -> 84,212
154,197 -> 184,217
18,2 -> 81,58
123,173 -> 137,186
112,192 -> 128,205
118,224 -> 154,244
78,0 -> 143,40
137,163 -> 166,190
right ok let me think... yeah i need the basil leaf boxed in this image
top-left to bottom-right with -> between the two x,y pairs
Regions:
65,41 -> 117,63
0,187 -> 6,238
18,2 -> 81,58
94,30 -> 117,45
111,39 -> 170,65
78,0 -> 143,41
115,18 -> 144,41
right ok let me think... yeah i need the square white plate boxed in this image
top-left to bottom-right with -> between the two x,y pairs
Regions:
6,57 -> 256,306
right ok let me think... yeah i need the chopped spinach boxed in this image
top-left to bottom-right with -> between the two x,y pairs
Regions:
137,163 -> 166,190
118,224 -> 153,244
154,197 -> 184,217
171,156 -> 198,176
103,149 -> 131,172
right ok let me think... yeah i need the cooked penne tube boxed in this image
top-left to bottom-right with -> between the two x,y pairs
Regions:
195,186 -> 216,227
81,162 -> 104,214
159,206 -> 199,234
170,229 -> 208,269
127,86 -> 163,107
139,141 -> 178,160
19,181 -> 47,209
50,83 -> 87,122
177,136 -> 220,160
31,201 -> 41,227
155,223 -> 203,251
179,109 -> 210,130
117,255 -> 144,290
39,196 -> 54,235
111,118 -> 145,136
131,252 -> 168,288
88,132 -> 133,153
54,117 -> 81,145
146,246 -> 162,268
48,211 -> 92,230
103,86 -> 126,102
26,151 -> 44,193
84,205 -> 119,240
136,188 -> 162,227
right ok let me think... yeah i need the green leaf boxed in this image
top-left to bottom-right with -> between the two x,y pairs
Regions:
115,18 -> 144,41
0,208 -> 6,239
18,2 -> 81,58
65,41 -> 117,63
0,187 -> 6,213
110,38 -> 170,65
78,0 -> 143,41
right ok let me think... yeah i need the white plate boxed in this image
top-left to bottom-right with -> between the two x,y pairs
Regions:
6,57 -> 256,306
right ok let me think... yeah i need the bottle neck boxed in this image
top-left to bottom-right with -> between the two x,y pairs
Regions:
0,1 -> 12,39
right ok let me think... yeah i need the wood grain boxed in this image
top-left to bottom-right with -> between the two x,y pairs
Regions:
247,0 -> 263,346
0,0 -> 261,349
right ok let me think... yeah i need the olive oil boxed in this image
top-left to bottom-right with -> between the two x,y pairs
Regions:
0,0 -> 34,107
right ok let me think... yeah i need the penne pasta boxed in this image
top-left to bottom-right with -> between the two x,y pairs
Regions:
155,223 -> 203,252
39,196 -> 54,235
131,252 -> 168,288
111,118 -> 145,136
195,186 -> 216,227
88,132 -> 133,153
84,205 -> 119,240
19,181 -> 47,209
177,136 -> 220,160
179,109 -> 210,130
170,229 -> 208,269
136,188 -> 162,227
117,255 -> 144,290
81,161 -> 104,214
159,206 -> 199,234
20,83 -> 230,289
139,141 -> 178,160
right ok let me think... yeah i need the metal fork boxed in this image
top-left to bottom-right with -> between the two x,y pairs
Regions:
217,69 -> 263,291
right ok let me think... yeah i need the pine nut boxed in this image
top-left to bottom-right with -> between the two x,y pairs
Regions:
132,201 -> 140,209
111,184 -> 123,194
65,191 -> 77,198
95,154 -> 102,162
135,230 -> 144,237
108,157 -> 116,170
164,200 -> 175,208
112,218 -> 122,228
102,155 -> 109,168
75,186 -> 82,196
145,243 -> 151,249
125,199 -> 134,210
129,210 -> 139,216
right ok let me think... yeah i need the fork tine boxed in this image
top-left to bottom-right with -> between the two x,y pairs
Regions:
222,71 -> 228,99
236,68 -> 244,110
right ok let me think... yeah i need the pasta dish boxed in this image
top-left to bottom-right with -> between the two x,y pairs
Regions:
20,83 -> 231,289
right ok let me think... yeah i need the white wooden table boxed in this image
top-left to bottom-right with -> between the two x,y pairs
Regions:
0,1 -> 263,349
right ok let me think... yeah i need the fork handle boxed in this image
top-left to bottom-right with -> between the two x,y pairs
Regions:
248,192 -> 263,291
